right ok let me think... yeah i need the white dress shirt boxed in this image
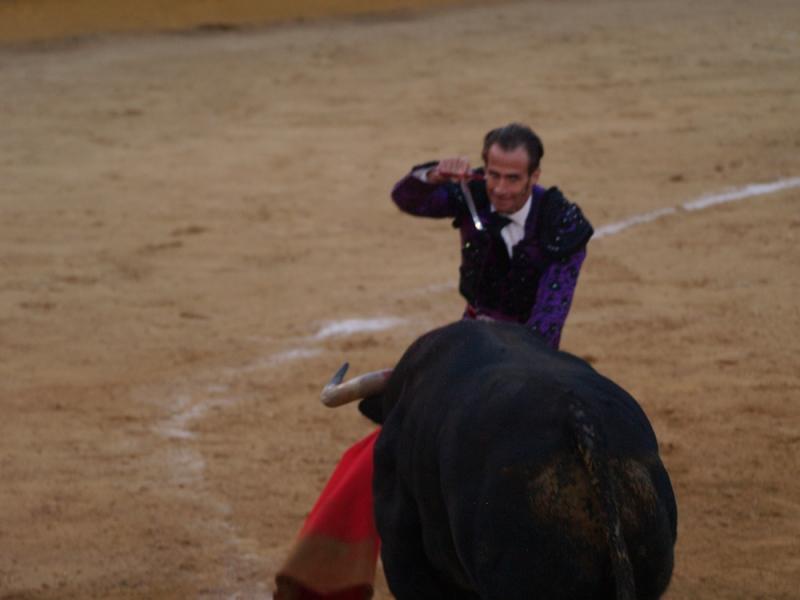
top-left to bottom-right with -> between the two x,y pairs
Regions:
495,196 -> 531,257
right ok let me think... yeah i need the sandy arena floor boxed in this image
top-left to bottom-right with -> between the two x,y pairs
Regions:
1,0 -> 799,598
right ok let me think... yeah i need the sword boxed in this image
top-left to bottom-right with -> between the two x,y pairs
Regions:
459,178 -> 485,232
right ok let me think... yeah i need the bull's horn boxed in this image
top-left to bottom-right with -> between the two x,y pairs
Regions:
320,362 -> 393,408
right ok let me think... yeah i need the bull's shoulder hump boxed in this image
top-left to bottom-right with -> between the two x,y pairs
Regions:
398,320 -> 584,373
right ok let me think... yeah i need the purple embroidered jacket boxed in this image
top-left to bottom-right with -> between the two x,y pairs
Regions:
392,166 -> 593,349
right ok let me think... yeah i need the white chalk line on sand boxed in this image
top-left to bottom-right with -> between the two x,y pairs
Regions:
682,176 -> 800,211
313,316 -> 407,340
595,176 -> 800,239
156,318 -> 408,442
153,386 -> 274,598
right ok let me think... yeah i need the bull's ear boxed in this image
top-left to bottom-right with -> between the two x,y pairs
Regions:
358,394 -> 385,425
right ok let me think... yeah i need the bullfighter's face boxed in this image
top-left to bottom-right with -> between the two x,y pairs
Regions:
484,143 -> 540,215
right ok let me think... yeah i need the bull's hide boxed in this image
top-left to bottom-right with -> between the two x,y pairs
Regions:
373,320 -> 677,600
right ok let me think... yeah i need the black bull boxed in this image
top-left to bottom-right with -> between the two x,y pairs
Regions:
366,320 -> 677,600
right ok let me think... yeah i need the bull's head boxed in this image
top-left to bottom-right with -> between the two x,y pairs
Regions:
320,362 -> 393,408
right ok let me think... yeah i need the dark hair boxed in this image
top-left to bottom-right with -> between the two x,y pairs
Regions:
481,123 -> 544,174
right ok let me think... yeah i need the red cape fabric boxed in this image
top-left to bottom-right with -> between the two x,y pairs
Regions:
275,429 -> 381,600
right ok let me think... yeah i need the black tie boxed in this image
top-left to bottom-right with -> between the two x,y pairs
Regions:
486,212 -> 512,236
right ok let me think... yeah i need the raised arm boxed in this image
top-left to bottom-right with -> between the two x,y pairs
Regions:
391,158 -> 472,218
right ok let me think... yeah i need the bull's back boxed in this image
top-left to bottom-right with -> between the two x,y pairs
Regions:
382,320 -> 659,466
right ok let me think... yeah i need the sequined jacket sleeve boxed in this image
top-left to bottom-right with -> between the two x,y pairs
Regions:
526,248 -> 587,349
524,187 -> 592,349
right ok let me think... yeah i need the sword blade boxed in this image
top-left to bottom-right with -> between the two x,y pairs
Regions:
459,179 -> 485,231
